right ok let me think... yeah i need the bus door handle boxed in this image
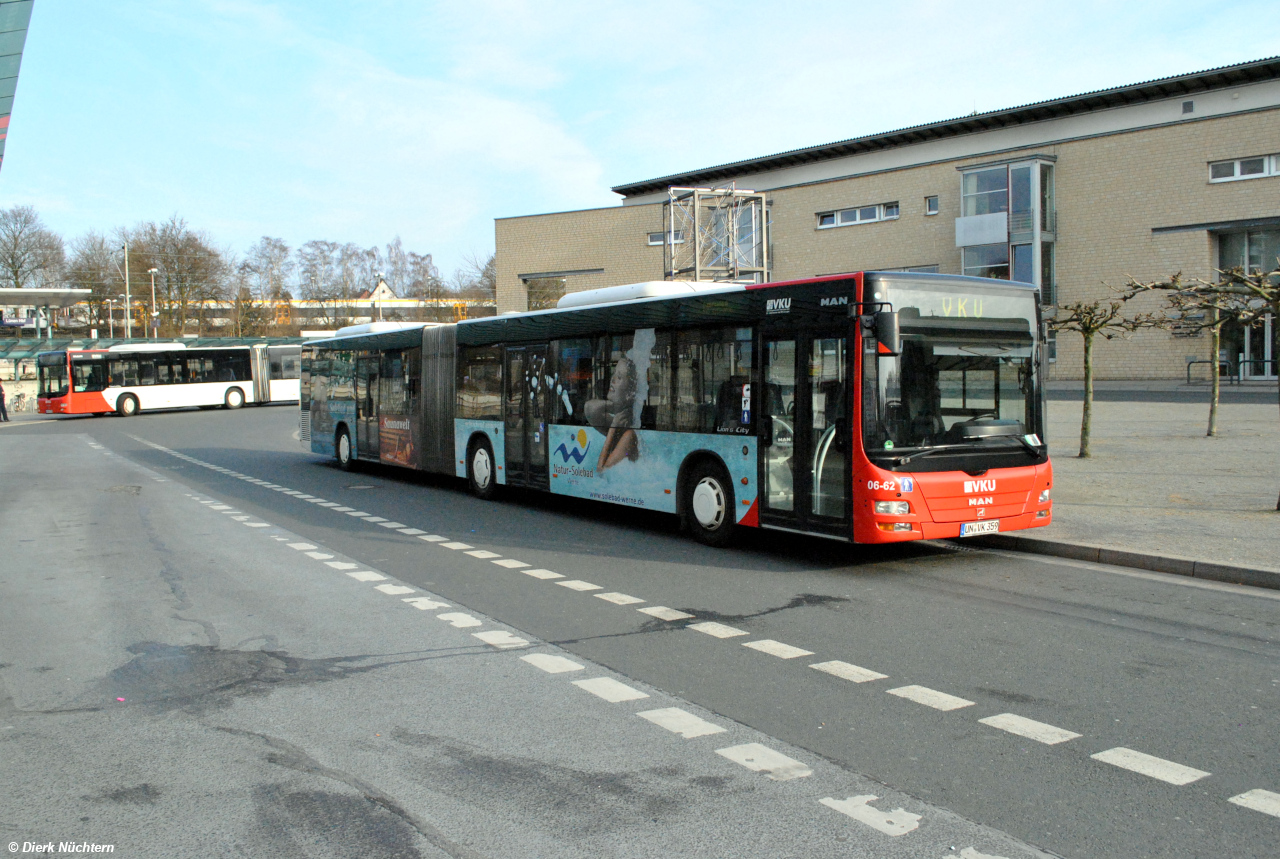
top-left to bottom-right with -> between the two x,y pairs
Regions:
760,414 -> 774,447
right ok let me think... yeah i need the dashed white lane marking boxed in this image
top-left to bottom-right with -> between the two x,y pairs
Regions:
441,542 -> 474,550
317,501 -> 340,507
399,528 -> 426,535
364,516 -> 388,523
689,621 -> 748,639
637,708 -> 726,738
1090,747 -> 1210,785
305,551 -> 334,560
979,713 -> 1081,745
557,579 -> 602,591
326,561 -> 359,570
960,848 -> 1012,859
743,639 -> 813,659
472,630 -> 530,649
887,685 -> 975,711
520,653 -> 585,673
820,796 -> 921,837
492,559 -> 530,569
230,515 -> 250,521
418,534 -> 449,542
810,661 -> 889,683
332,506 -> 354,512
572,677 -> 650,703
466,550 -> 501,559
403,597 -> 450,610
595,592 -> 644,606
210,504 -> 232,510
243,522 -> 270,528
347,571 -> 387,582
287,542 -> 317,550
347,511 -> 371,517
295,494 -> 316,500
638,606 -> 694,621
438,612 -> 483,628
378,521 -> 407,529
715,743 -> 812,781
1229,789 -> 1280,818
375,584 -> 416,596
522,569 -> 563,580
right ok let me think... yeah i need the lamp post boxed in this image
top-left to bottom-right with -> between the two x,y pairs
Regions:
119,243 -> 133,338
106,298 -> 115,338
375,271 -> 385,321
147,268 -> 159,339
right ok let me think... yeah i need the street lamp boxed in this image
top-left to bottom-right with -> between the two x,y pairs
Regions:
147,268 -> 159,339
106,298 -> 115,338
375,271 -> 385,321
120,242 -> 132,338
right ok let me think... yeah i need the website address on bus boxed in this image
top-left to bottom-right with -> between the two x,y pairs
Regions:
589,491 -> 646,506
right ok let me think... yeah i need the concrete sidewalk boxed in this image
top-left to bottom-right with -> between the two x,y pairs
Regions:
975,398 -> 1280,588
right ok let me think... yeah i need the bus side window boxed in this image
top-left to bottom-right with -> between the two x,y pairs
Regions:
457,346 -> 502,420
552,338 -> 593,425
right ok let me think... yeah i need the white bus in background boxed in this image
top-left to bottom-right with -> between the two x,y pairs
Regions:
37,342 -> 301,417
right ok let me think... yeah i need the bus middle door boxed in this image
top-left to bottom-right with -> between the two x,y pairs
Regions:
355,355 -> 380,460
503,345 -> 550,490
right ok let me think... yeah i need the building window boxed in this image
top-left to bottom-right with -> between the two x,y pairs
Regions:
962,244 -> 1009,280
1209,155 -> 1279,182
1219,229 -> 1280,274
647,230 -> 686,245
883,264 -> 940,273
816,202 -> 899,229
1040,242 -> 1056,305
925,195 -> 939,215
1182,100 -> 1194,114
961,167 -> 1009,216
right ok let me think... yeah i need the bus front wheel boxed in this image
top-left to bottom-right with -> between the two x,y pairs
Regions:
683,460 -> 736,547
468,438 -> 497,500
336,428 -> 356,471
224,387 -> 245,409
116,394 -> 139,417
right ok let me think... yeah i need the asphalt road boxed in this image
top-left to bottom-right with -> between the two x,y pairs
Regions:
2,406 -> 1278,858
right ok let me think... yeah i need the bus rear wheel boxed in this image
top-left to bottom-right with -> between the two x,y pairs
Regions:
683,460 -> 736,547
467,438 -> 497,500
224,387 -> 245,409
336,427 -> 356,471
116,394 -> 139,417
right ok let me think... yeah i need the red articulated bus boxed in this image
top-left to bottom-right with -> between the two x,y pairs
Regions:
302,272 -> 1052,546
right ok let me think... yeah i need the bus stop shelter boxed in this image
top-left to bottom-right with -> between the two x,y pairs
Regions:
0,287 -> 92,340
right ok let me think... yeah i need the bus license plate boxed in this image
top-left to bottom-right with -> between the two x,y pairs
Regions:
960,520 -> 1000,537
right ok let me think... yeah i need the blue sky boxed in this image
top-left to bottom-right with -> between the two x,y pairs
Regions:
2,0 -> 1276,278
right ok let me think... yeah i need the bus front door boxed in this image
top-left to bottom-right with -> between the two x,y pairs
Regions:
759,331 -> 850,536
355,355 -> 379,460
504,345 -> 550,489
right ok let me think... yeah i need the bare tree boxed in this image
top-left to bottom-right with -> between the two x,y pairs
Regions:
1049,296 -> 1163,458
124,216 -> 227,336
450,252 -> 496,301
64,232 -> 117,331
0,205 -> 65,289
296,240 -> 348,328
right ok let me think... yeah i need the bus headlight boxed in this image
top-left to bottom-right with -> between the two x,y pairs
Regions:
1039,489 -> 1050,503
875,501 -> 911,515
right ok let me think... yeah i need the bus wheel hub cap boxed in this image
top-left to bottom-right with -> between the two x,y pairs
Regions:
474,451 -> 491,487
692,478 -> 724,528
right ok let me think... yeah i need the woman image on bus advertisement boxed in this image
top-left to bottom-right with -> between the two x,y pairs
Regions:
583,329 -> 655,471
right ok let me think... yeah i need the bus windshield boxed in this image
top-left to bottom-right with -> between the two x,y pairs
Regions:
861,278 -> 1043,469
38,353 -> 68,398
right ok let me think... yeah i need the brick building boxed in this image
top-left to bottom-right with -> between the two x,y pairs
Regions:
495,57 -> 1280,382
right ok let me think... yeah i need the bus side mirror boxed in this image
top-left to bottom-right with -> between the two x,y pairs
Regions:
874,311 -> 900,356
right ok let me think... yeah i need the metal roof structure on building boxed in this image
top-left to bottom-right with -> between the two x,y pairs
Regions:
611,55 -> 1280,198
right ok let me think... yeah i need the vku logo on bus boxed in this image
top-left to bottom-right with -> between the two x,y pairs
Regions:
964,478 -> 997,494
766,297 -> 791,315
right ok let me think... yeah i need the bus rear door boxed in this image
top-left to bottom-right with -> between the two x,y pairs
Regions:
355,354 -> 379,460
503,344 -> 550,490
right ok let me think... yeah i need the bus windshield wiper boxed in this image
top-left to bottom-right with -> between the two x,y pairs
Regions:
890,436 -> 1043,466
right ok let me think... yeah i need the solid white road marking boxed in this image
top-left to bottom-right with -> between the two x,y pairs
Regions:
378,521 -> 407,528
418,535 -> 449,542
887,685 -> 974,711
287,542 -> 317,550
960,848 -> 1012,859
437,612 -> 483,628
441,542 -> 474,550
688,621 -> 748,639
305,551 -> 334,560
636,708 -> 726,738
347,571 -> 387,582
402,597 -> 450,610
465,550 -> 501,559
557,580 -> 602,591
1090,748 -> 1210,785
375,584 -> 416,595
743,639 -> 813,659
810,660 -> 888,683
399,528 -> 426,535
522,569 -> 563,580
472,630 -> 530,649
979,713 -> 1081,745
715,743 -> 812,781
325,561 -> 358,570
492,559 -> 530,569
820,796 -> 921,837
1228,789 -> 1280,818
520,653 -> 584,673
572,677 -> 650,703
638,606 -> 694,621
595,592 -> 644,605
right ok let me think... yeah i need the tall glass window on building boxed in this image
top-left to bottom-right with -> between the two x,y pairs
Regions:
962,167 -> 1009,216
